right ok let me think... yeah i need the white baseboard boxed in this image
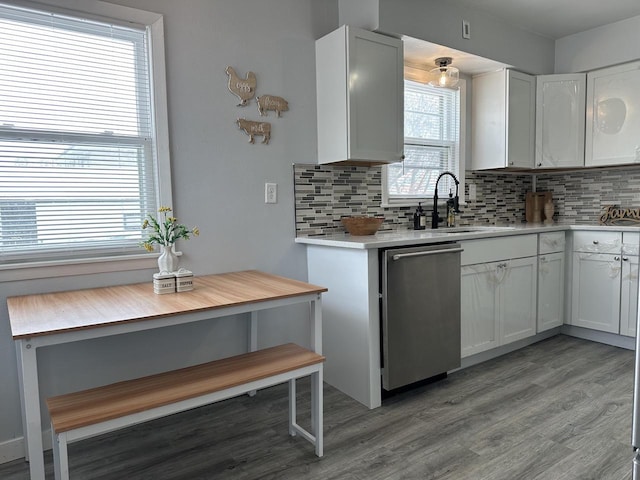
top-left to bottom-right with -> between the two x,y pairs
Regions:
0,429 -> 51,465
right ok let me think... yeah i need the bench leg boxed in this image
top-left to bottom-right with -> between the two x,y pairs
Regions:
52,428 -> 70,480
311,368 -> 323,457
288,378 -> 296,436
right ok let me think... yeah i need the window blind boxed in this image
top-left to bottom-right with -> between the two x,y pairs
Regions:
0,2 -> 158,263
387,80 -> 460,199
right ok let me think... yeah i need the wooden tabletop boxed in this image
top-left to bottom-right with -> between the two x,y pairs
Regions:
7,270 -> 327,340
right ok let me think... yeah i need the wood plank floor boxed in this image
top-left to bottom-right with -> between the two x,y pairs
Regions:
0,335 -> 634,479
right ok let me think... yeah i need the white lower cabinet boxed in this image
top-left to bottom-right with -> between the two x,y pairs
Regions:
537,252 -> 565,332
571,252 -> 621,333
570,231 -> 639,336
537,232 -> 566,333
620,252 -> 639,337
461,254 -> 537,358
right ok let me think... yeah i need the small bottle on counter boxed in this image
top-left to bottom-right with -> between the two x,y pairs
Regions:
413,202 -> 426,230
447,190 -> 456,227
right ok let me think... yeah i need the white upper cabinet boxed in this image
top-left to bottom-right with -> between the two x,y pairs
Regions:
585,60 -> 640,167
535,74 -> 586,169
315,26 -> 404,165
472,69 -> 535,170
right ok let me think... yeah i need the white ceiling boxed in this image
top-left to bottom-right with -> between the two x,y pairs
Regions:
403,0 -> 640,77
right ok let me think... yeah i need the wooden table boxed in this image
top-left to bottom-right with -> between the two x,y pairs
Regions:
7,270 -> 326,480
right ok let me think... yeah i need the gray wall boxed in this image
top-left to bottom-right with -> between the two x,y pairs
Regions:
338,0 -> 556,74
0,0 -> 337,459
555,15 -> 640,73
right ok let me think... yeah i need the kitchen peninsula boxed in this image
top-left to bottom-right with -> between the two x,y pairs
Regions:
296,224 -> 639,408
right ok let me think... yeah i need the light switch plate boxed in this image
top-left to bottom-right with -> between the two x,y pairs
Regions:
265,183 -> 277,204
462,20 -> 471,39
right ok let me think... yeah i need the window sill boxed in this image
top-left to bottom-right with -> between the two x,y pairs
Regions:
0,253 -> 162,283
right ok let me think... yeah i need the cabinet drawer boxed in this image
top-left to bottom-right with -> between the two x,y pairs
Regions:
461,235 -> 537,266
538,232 -> 565,254
572,231 -> 621,253
623,232 -> 640,256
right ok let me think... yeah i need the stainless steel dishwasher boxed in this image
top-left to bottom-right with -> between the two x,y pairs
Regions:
381,242 -> 462,391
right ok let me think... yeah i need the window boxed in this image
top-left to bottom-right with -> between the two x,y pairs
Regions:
0,1 -> 170,266
383,79 -> 464,206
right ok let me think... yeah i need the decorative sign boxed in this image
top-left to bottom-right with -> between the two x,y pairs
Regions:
236,118 -> 271,144
225,66 -> 256,106
227,67 -> 289,144
257,95 -> 289,117
599,205 -> 640,225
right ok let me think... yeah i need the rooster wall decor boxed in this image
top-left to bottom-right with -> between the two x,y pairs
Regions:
225,66 -> 256,106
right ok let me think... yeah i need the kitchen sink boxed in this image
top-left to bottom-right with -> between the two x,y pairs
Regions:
430,226 -> 517,234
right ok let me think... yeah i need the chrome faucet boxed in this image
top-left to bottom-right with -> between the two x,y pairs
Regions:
431,171 -> 461,229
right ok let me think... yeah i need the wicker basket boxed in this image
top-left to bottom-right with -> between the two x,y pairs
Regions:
341,216 -> 384,236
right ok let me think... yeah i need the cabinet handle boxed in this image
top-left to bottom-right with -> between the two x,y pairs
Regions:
593,240 -> 599,245
537,163 -> 542,167
615,256 -> 621,261
623,256 -> 629,261
497,262 -> 508,268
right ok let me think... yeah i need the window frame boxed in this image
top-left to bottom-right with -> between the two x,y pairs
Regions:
382,78 -> 466,208
0,0 -> 172,282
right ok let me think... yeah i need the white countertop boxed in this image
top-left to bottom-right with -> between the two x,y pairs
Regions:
295,223 -> 640,249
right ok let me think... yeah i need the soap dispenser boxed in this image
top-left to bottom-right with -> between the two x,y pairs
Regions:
413,202 -> 426,230
446,190 -> 456,227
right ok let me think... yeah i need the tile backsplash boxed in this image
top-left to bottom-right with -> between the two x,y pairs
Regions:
293,164 -> 640,237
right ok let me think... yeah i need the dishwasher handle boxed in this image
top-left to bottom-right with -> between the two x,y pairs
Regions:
392,247 -> 464,261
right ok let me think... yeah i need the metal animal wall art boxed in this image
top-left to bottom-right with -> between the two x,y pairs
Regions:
236,118 -> 271,144
256,95 -> 289,117
227,66 -> 289,144
225,66 -> 256,106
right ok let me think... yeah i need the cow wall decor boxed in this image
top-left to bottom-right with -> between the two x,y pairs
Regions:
236,118 -> 271,144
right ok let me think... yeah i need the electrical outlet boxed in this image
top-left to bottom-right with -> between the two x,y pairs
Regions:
265,183 -> 277,204
462,20 -> 471,39
468,183 -> 477,202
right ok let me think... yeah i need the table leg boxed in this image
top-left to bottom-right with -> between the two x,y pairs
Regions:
17,339 -> 45,480
249,311 -> 258,352
248,311 -> 258,397
310,295 -> 322,354
311,368 -> 324,457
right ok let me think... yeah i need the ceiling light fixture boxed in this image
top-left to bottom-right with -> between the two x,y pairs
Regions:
429,57 -> 460,89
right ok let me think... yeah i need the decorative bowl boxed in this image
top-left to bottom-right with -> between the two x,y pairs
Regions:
341,216 -> 384,236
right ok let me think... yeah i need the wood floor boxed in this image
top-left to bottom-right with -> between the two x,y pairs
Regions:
0,335 -> 635,479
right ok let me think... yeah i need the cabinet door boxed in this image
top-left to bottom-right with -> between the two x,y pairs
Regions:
571,252 -> 621,333
347,28 -> 404,162
506,70 -> 536,168
620,255 -> 638,337
316,26 -> 403,164
500,256 -> 537,344
535,74 -> 586,168
585,60 -> 640,167
537,252 -> 565,332
461,263 -> 499,357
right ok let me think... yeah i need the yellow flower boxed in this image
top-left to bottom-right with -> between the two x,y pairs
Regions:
140,206 -> 200,251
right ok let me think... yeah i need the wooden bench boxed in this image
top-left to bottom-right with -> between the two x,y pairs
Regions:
46,343 -> 325,480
